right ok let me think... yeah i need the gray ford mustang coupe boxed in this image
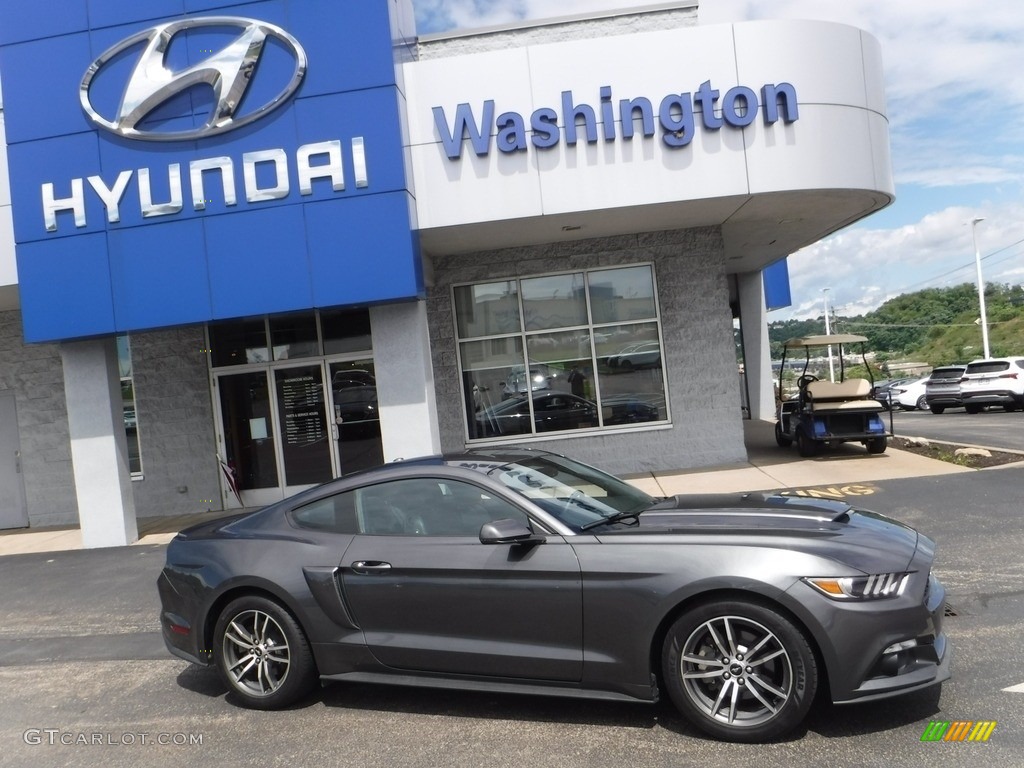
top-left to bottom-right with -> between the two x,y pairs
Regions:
158,448 -> 950,742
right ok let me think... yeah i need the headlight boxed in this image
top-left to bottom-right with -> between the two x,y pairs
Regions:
804,572 -> 911,600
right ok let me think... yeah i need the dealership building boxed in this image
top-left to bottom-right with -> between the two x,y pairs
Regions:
0,1 -> 893,546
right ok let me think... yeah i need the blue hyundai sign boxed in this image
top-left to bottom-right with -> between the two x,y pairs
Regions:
0,0 -> 421,342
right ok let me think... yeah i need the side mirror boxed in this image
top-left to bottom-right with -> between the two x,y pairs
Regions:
479,518 -> 545,546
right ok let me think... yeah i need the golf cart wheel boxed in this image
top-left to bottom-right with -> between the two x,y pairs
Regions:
866,436 -> 887,454
795,429 -> 818,458
774,422 -> 792,447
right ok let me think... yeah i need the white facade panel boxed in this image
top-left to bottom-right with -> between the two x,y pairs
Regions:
0,111 -> 16,290
405,19 -> 894,257
732,21 -> 874,111
867,110 -> 894,195
405,48 -> 536,148
743,104 -> 879,195
534,119 -> 749,215
523,25 -> 740,115
409,142 -> 545,228
0,113 -> 9,208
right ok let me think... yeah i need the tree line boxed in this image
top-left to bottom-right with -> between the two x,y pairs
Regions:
767,283 -> 1024,365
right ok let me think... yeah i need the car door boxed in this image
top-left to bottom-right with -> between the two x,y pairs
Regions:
340,476 -> 584,681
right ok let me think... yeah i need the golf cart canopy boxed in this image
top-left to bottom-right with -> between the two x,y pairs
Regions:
783,334 -> 869,349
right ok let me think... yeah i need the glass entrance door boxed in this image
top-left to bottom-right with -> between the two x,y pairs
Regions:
274,364 -> 335,490
327,359 -> 384,475
217,371 -> 281,508
216,359 -> 384,508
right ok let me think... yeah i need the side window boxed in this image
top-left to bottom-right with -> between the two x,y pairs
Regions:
355,478 -> 529,536
292,491 -> 359,534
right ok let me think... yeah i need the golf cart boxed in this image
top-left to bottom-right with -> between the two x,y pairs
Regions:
775,334 -> 893,457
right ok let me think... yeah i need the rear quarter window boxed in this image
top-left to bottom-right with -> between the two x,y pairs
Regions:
966,361 -> 1010,375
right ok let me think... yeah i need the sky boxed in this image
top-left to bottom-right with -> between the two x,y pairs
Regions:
412,1 -> 1024,322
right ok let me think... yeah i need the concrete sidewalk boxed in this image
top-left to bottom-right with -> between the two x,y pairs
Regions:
0,420 -> 985,557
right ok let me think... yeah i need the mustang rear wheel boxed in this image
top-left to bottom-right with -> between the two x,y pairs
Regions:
214,595 -> 317,709
662,600 -> 818,743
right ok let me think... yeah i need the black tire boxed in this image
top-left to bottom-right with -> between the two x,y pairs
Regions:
795,428 -> 817,457
774,422 -> 792,447
1004,404 -> 1019,413
866,436 -> 887,454
915,395 -> 928,411
661,600 -> 818,743
929,405 -> 945,414
214,595 -> 318,710
965,404 -> 982,414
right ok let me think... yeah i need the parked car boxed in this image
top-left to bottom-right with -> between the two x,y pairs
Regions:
890,376 -> 931,411
959,357 -> 1024,412
501,364 -> 557,398
869,377 -> 915,410
924,365 -> 967,414
475,392 -> 658,436
159,447 -> 950,743
606,341 -> 661,371
476,392 -> 597,436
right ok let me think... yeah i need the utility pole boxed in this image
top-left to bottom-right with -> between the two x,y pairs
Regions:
823,288 -> 835,382
971,217 -> 991,359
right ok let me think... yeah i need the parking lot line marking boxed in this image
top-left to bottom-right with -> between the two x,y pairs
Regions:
1002,683 -> 1024,693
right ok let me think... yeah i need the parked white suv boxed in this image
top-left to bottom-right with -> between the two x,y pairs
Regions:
959,357 -> 1024,413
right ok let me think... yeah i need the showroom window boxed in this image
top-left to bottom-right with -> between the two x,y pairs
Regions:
117,335 -> 143,477
454,265 -> 669,441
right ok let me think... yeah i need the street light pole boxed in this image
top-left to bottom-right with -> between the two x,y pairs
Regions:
971,217 -> 990,359
822,288 -> 835,382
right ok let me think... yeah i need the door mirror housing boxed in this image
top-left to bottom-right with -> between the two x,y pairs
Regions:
479,518 -> 545,546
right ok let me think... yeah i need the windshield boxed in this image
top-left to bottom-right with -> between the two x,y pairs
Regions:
487,454 -> 655,531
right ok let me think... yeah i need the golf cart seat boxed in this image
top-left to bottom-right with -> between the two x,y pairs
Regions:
805,379 -> 884,412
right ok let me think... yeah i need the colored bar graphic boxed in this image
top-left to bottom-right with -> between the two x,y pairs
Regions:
920,721 -> 996,742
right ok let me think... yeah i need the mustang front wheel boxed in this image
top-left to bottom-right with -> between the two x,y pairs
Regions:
214,595 -> 317,709
662,600 -> 818,742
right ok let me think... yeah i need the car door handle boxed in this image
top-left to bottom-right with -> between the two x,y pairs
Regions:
350,560 -> 392,574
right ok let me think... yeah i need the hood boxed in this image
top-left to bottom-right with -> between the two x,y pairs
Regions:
628,492 -> 920,572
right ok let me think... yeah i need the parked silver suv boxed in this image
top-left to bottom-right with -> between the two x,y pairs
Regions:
924,365 -> 966,414
959,357 -> 1024,413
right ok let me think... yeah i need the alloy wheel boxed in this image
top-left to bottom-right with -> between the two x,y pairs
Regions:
678,615 -> 793,728
222,609 -> 292,697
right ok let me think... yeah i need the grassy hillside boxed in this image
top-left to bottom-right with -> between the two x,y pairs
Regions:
769,283 -> 1024,366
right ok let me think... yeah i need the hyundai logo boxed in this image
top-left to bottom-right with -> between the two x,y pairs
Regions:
79,17 -> 307,142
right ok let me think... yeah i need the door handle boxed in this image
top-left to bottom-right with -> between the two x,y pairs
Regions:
350,560 -> 392,575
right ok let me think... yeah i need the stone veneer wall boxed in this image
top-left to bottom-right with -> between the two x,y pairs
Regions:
129,327 -> 220,517
0,310 -> 76,527
0,315 -> 221,526
425,227 -> 746,476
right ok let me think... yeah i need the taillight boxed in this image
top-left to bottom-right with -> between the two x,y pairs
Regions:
999,372 -> 1018,379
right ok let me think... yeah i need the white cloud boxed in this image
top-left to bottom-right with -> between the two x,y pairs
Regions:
782,202 -> 1024,320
